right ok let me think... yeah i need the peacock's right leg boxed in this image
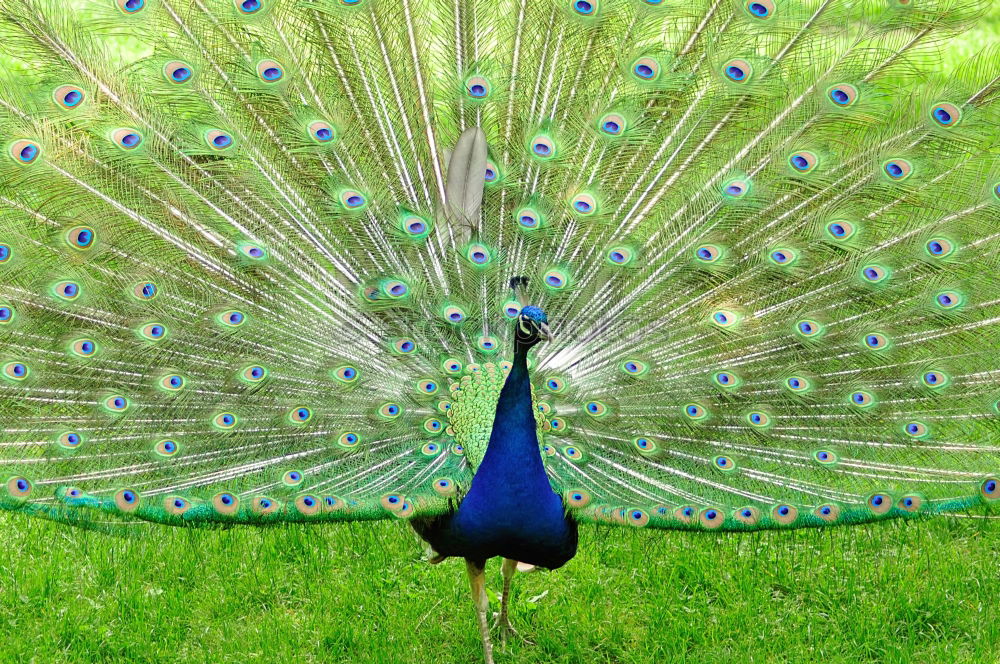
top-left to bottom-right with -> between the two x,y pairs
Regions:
466,558 -> 494,664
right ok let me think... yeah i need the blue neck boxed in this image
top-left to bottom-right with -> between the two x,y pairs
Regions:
475,347 -> 549,484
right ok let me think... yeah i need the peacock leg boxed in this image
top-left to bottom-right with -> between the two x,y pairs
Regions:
466,558 -> 495,664
497,558 -> 518,641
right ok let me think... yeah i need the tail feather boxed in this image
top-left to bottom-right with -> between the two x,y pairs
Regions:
0,0 -> 998,532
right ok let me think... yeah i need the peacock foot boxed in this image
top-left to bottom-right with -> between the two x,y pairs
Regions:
494,611 -> 534,646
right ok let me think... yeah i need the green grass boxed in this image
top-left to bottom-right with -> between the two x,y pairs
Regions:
2,513 -> 999,663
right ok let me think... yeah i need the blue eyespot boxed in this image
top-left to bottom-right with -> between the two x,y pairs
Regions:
574,0 -> 595,14
63,89 -> 82,106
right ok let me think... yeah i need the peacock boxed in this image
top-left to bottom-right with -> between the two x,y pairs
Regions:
1,0 -> 999,660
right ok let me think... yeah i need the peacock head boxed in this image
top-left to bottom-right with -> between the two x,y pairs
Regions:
516,305 -> 553,348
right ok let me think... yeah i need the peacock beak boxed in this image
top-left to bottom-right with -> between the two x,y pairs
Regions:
538,322 -> 553,342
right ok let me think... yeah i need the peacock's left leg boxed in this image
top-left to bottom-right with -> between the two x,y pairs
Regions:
466,558 -> 495,664
497,558 -> 518,640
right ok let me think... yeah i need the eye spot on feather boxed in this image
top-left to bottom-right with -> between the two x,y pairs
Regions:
545,377 -> 566,393
393,338 -> 416,354
864,333 -> 888,350
543,269 -> 569,290
771,504 -> 798,525
65,226 -> 96,251
622,359 -> 649,376
549,417 -> 567,432
9,140 -> 40,164
607,246 -> 634,265
633,437 -> 657,453
921,370 -> 949,389
699,508 -> 724,529
2,361 -> 29,382
684,403 -> 709,420
898,495 -> 922,513
934,290 -> 963,310
451,443 -> 465,456
421,442 -> 441,456
786,376 -> 810,392
860,264 -> 889,284
165,496 -> 191,516
442,358 -> 462,374
599,113 -> 626,136
164,61 -> 193,84
722,59 -> 752,83
205,129 -> 234,150
867,493 -> 892,515
465,244 -> 492,266
882,159 -> 912,181
441,304 -> 467,324
304,121 -> 335,145
154,439 -> 179,458
5,477 -> 31,499
53,85 -> 85,109
292,494 -> 320,516
236,0 -> 264,13
281,470 -> 304,487
213,412 -> 238,429
238,243 -> 267,261
735,506 -> 760,525
132,282 -> 158,301
849,390 -> 875,408
338,432 -> 360,448
826,220 -> 856,241
714,455 -> 736,473
566,489 -> 591,508
112,128 -> 143,150
52,281 -> 81,302
116,0 -> 145,13
631,57 -> 660,82
695,244 -> 723,263
158,374 -> 185,392
240,365 -> 268,383
769,248 -> 797,266
827,83 -> 858,107
722,179 -> 750,198
69,338 -> 99,358
813,449 -> 838,465
744,0 -> 774,18
903,421 -> 929,438
530,135 -> 556,159
930,102 -> 961,127
572,0 -> 597,15
515,208 -> 540,230
570,193 -> 598,216
432,478 -> 457,496
0,245 -> 10,263
814,504 -> 840,522
208,492 -> 239,515
288,407 -> 312,424
423,418 -> 443,434
138,322 -> 167,341
711,309 -> 739,328
256,60 -> 284,83
252,496 -> 280,515
0,305 -> 14,324
102,395 -> 129,413
115,489 -> 140,512
746,410 -> 770,427
378,402 -> 402,419
584,401 -> 608,417
925,237 -> 954,258
788,151 -> 817,173
56,431 -> 83,450
982,478 -> 999,501
713,371 -> 741,388
465,75 -> 490,98
623,509 -> 649,527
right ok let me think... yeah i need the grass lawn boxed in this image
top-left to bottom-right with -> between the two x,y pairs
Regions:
2,512 -> 998,663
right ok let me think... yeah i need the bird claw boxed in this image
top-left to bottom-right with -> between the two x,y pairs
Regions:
494,611 -> 533,646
